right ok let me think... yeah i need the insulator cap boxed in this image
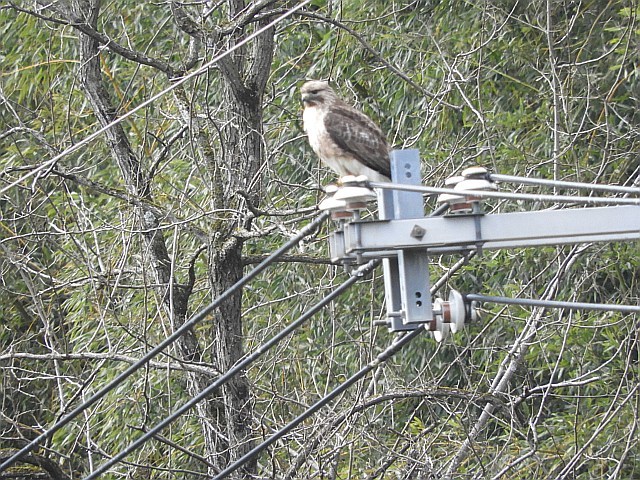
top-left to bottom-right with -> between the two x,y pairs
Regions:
318,195 -> 347,212
438,167 -> 496,213
333,186 -> 377,203
461,165 -> 489,179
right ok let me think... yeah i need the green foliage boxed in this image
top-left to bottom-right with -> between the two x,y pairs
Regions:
1,0 -> 639,478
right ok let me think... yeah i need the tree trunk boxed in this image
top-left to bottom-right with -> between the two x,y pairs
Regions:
204,22 -> 275,476
35,0 -> 273,475
72,0 -> 212,473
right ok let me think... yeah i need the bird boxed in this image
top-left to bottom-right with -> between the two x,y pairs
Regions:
301,80 -> 391,183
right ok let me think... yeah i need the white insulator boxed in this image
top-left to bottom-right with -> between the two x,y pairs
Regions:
445,175 -> 465,186
352,174 -> 371,184
319,185 -> 354,219
437,176 -> 466,207
438,175 -> 497,214
437,192 -> 467,204
339,174 -> 359,184
448,290 -> 466,333
432,316 -> 450,342
440,167 -> 495,210
461,165 -> 488,178
318,195 -> 347,212
454,178 -> 497,192
428,300 -> 450,342
333,186 -> 377,202
324,184 -> 339,194
333,185 -> 377,204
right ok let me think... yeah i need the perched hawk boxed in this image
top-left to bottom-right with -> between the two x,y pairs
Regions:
301,80 -> 391,182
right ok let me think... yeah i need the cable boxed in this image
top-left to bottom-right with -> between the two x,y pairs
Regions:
82,259 -> 380,479
211,326 -> 425,480
488,173 -> 640,195
0,211 -> 329,473
84,203 -> 460,478
369,182 -> 640,206
466,293 -> 640,314
430,251 -> 476,293
0,0 -> 312,196
211,242 -> 472,480
84,205 -> 454,477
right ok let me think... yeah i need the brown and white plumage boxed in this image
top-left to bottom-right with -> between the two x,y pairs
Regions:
301,80 -> 391,182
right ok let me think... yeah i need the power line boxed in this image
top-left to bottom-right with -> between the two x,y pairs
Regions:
0,0 -> 312,196
209,225 -> 634,479
83,259 -> 380,479
466,293 -> 640,314
369,182 -> 640,206
0,211 -> 329,473
488,173 -> 640,195
211,245 -> 472,480
211,326 -> 426,480
89,193 -> 454,477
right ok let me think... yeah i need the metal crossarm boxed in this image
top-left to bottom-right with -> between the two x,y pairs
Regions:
343,206 -> 640,255
323,149 -> 640,334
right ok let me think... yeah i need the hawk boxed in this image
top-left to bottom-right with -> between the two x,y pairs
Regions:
301,80 -> 391,183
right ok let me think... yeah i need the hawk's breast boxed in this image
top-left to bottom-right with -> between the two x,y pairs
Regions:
303,105 -> 349,171
303,105 -> 326,154
302,93 -> 391,182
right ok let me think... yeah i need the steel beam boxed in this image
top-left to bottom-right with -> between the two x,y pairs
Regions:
344,206 -> 640,255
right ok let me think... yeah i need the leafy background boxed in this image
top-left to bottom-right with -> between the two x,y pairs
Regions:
1,0 -> 638,478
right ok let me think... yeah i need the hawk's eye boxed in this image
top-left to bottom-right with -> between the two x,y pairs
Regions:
309,90 -> 320,95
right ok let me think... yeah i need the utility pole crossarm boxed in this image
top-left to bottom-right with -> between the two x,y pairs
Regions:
321,150 -> 639,334
343,205 -> 640,255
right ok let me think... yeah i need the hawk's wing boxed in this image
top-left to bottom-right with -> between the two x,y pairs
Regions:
324,104 -> 391,180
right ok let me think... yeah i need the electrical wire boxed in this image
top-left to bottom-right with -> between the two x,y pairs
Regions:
210,240 -> 472,480
211,326 -> 425,480
487,173 -> 640,195
82,259 -> 380,479
430,251 -> 476,293
369,182 -> 640,206
216,239 -> 631,479
82,201 -> 454,477
466,293 -> 640,314
0,211 -> 329,473
0,0 -> 312,196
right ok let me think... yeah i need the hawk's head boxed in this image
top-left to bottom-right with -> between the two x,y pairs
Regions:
301,80 -> 338,107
